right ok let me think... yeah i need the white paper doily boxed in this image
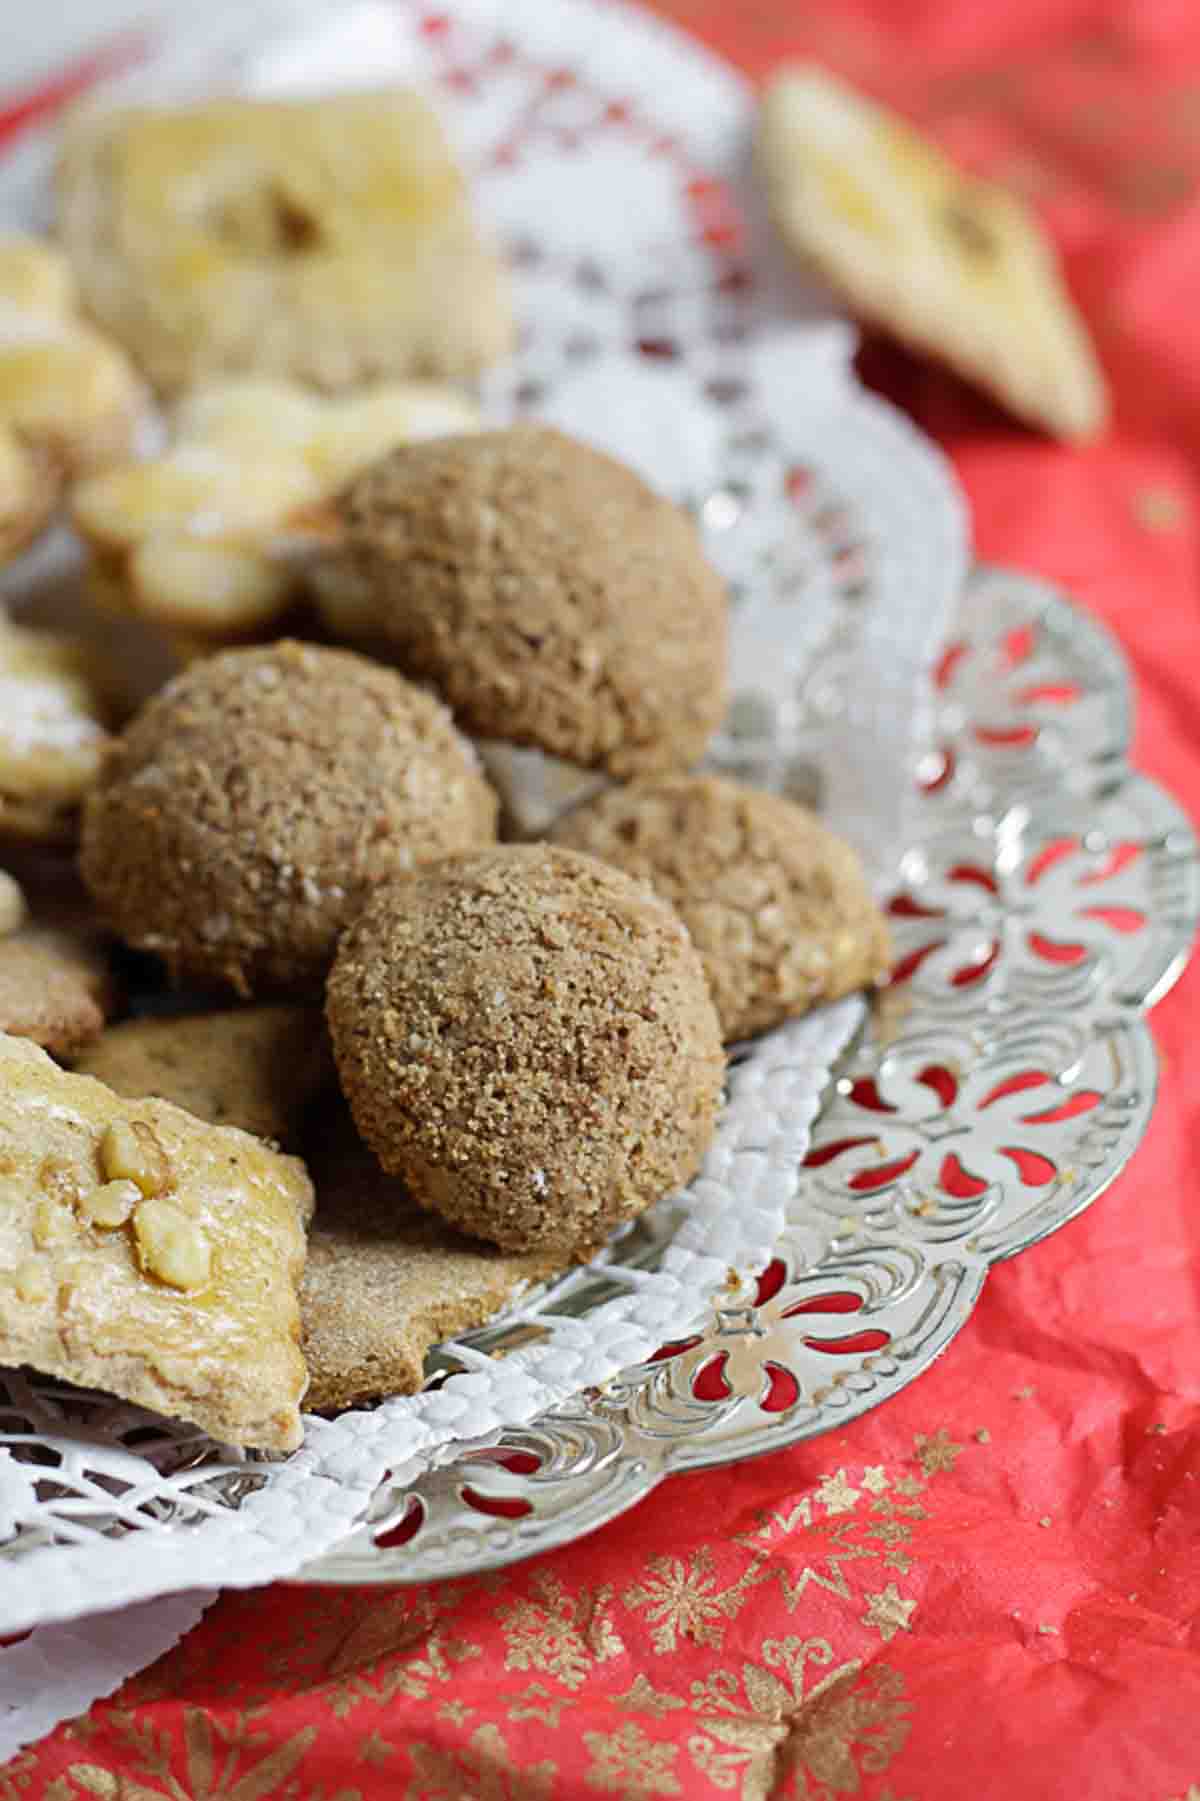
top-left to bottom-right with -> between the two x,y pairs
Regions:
0,0 -> 968,1649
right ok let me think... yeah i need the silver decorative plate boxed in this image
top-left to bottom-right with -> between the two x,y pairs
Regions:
300,562 -> 1199,1582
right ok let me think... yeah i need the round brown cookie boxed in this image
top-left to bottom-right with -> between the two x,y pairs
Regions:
80,640 -> 498,997
326,844 -> 725,1253
551,773 -> 890,1041
327,425 -> 728,777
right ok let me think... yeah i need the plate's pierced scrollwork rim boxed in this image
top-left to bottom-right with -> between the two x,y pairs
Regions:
299,564 -> 1199,1584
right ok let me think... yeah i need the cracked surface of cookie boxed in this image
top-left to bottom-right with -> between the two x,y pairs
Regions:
56,90 -> 512,395
73,375 -> 480,647
552,772 -> 890,1041
300,1103 -> 569,1411
0,236 -> 144,562
72,1005 -> 331,1154
327,426 -> 728,777
0,1033 -> 310,1450
80,640 -> 498,997
755,67 -> 1108,440
326,844 -> 725,1253
0,612 -> 114,843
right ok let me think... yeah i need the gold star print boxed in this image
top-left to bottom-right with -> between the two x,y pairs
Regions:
816,1468 -> 862,1515
862,1584 -> 918,1642
893,1474 -> 925,1497
915,1429 -> 962,1475
436,1701 -> 474,1728
861,1465 -> 890,1494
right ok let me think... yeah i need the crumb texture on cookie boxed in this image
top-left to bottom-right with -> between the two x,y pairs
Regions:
72,1005 -> 331,1149
553,773 -> 890,1040
0,236 -> 143,561
79,640 -> 498,996
0,921 -> 116,1058
73,375 -> 481,645
0,613 -> 113,843
755,67 -> 1108,440
326,843 -> 725,1253
329,426 -> 728,775
0,1032 -> 310,1450
56,91 -> 513,394
300,1105 -> 568,1411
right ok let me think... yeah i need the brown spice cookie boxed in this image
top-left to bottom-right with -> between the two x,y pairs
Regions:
72,1006 -> 331,1151
79,640 -> 498,997
552,773 -> 890,1040
300,1104 -> 569,1411
325,426 -> 728,777
0,863 -> 117,1057
326,844 -> 725,1254
0,1032 -> 310,1451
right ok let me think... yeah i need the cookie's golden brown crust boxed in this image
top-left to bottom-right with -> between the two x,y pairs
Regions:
300,1104 -> 570,1411
56,92 -> 512,395
73,1005 -> 331,1150
330,426 -> 728,776
0,1033 -> 309,1450
79,640 -> 498,997
326,844 -> 725,1254
552,773 -> 891,1040
0,921 -> 116,1058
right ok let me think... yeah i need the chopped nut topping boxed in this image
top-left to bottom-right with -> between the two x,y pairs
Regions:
32,1196 -> 73,1249
134,1197 -> 212,1292
79,1177 -> 140,1228
14,1258 -> 49,1303
99,1118 -> 169,1197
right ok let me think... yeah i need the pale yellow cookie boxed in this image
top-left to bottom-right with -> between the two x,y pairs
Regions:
756,68 -> 1108,440
0,236 -> 143,562
72,375 -> 479,646
0,1033 -> 310,1449
0,611 -> 113,843
56,90 -> 513,395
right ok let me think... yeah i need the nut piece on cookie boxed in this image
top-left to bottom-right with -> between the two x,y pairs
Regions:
0,236 -> 144,563
0,612 -> 114,844
552,773 -> 890,1041
755,67 -> 1108,441
320,426 -> 729,780
300,1102 -> 568,1411
73,1005 -> 331,1152
0,1032 -> 310,1450
80,640 -> 498,997
72,376 -> 480,648
326,844 -> 725,1254
56,90 -> 513,396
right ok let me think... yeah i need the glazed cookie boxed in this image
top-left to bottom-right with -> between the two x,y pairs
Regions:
553,773 -> 890,1041
73,376 -> 480,648
322,426 -> 728,778
0,236 -> 143,562
755,68 -> 1108,440
0,611 -> 114,843
80,641 -> 498,996
73,1006 -> 331,1150
57,90 -> 512,395
326,844 -> 725,1254
0,1033 -> 310,1450
301,1104 -> 570,1411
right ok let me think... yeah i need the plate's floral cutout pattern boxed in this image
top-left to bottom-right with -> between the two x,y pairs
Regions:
304,564 -> 1198,1585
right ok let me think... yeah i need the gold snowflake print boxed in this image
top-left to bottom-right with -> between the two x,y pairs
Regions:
584,1723 -> 681,1796
497,1570 -> 624,1689
622,1545 -> 754,1654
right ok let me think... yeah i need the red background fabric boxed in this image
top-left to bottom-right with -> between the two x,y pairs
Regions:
3,3 -> 1199,1796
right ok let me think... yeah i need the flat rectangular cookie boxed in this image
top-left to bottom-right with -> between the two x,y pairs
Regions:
301,1107 -> 568,1412
57,90 -> 513,395
71,1005 -> 332,1152
0,1033 -> 310,1449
